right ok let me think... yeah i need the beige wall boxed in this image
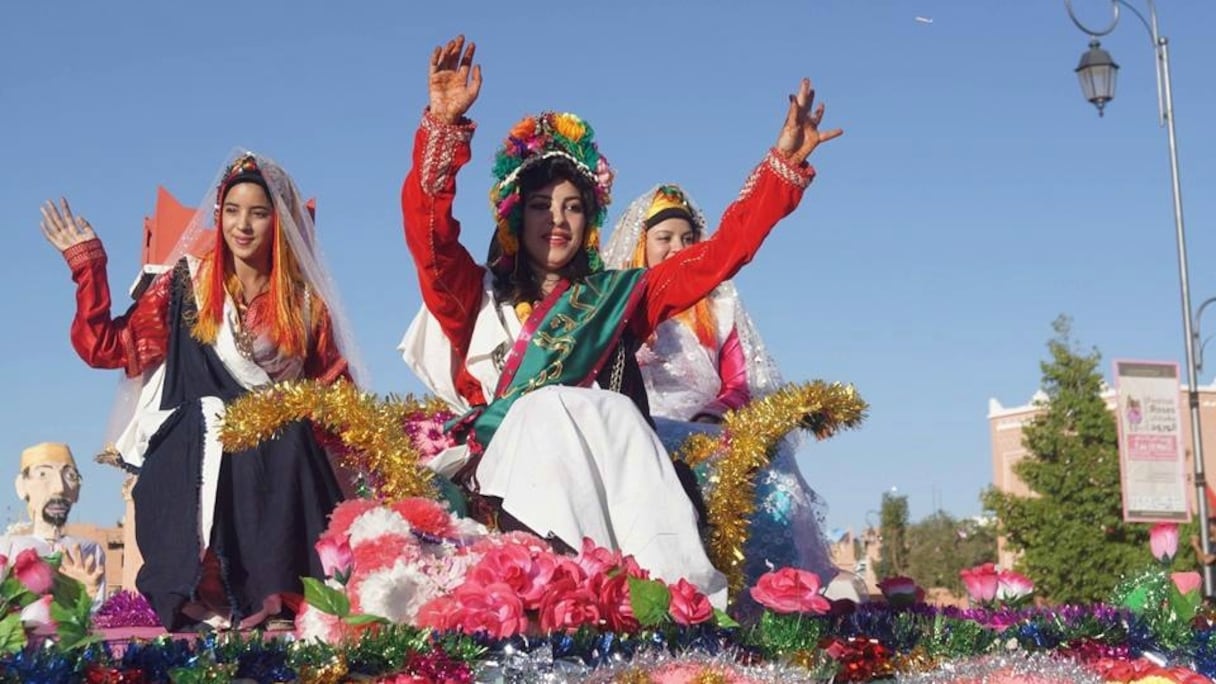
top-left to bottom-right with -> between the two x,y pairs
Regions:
988,384 -> 1216,567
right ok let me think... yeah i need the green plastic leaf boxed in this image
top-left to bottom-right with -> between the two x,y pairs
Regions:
627,577 -> 671,627
713,608 -> 740,629
0,613 -> 26,655
51,571 -> 84,612
0,577 -> 27,603
1120,584 -> 1151,613
302,577 -> 350,617
1167,583 -> 1201,622
344,613 -> 390,626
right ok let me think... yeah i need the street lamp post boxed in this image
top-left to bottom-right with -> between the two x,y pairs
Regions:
1064,0 -> 1211,595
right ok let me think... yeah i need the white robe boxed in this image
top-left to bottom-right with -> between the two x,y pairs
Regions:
399,277 -> 727,606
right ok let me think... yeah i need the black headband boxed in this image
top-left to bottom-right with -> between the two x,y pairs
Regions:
644,206 -> 696,231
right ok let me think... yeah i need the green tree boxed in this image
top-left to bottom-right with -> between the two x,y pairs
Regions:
875,491 -> 909,579
904,511 -> 998,593
983,316 -> 1149,603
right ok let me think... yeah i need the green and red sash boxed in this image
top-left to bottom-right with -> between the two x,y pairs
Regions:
448,268 -> 647,453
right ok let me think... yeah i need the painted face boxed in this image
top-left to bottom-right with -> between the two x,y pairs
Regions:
221,182 -> 275,269
521,179 -> 588,275
644,216 -> 698,266
21,462 -> 81,528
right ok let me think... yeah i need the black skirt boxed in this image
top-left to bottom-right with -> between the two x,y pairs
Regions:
132,264 -> 344,630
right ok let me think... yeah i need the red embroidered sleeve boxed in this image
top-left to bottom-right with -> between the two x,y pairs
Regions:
401,111 -> 489,406
696,325 -> 751,420
65,239 -> 171,377
635,150 -> 815,339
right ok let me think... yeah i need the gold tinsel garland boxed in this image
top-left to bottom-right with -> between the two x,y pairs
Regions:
219,379 -> 441,501
676,381 -> 868,598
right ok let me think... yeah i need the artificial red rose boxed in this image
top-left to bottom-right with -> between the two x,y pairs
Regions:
468,544 -> 532,597
448,582 -> 527,639
391,497 -> 454,538
575,537 -> 620,577
13,549 -> 54,595
591,572 -> 640,632
668,579 -> 713,625
415,595 -> 461,632
538,577 -> 601,633
550,558 -> 588,587
618,553 -> 650,580
748,567 -> 831,615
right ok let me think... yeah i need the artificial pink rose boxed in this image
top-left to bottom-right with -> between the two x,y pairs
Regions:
876,576 -> 924,607
749,568 -> 831,615
468,543 -> 534,596
538,577 -> 601,633
0,554 -> 7,578
550,558 -> 588,587
1150,522 -> 1180,563
1172,571 -> 1203,595
996,570 -> 1035,602
448,581 -> 528,639
325,499 -> 379,539
20,594 -> 56,635
315,534 -> 353,582
415,595 -> 461,632
575,537 -> 620,577
468,541 -> 563,610
668,579 -> 713,625
516,551 -> 562,609
959,563 -> 1000,604
391,497 -> 454,538
12,549 -> 54,595
592,572 -> 640,633
618,553 -> 650,580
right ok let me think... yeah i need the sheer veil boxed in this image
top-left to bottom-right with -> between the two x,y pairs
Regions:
103,149 -> 367,452
602,184 -> 787,417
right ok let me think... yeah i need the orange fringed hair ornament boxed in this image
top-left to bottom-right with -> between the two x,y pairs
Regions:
190,154 -> 318,358
635,185 -> 718,351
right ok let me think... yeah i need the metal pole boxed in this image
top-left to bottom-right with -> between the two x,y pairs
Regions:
1158,35 -> 1212,595
1067,0 -> 1210,593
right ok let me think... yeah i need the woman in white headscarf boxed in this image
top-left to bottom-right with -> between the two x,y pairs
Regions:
602,184 -> 837,601
40,152 -> 363,631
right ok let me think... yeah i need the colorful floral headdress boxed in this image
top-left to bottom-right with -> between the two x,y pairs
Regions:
488,112 -> 614,276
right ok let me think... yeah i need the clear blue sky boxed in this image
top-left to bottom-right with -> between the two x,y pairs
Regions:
3,2 -> 1216,539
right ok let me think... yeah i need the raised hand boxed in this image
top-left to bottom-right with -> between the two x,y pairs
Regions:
40,198 -> 98,253
60,544 -> 104,599
428,35 -> 482,124
774,78 -> 843,166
